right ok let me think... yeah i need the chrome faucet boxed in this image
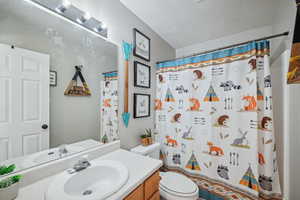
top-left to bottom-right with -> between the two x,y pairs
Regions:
58,144 -> 68,157
68,155 -> 91,174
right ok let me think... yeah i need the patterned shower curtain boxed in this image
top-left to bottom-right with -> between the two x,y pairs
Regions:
155,41 -> 281,200
100,71 -> 119,143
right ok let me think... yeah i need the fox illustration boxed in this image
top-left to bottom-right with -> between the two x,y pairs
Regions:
155,99 -> 163,110
166,136 -> 178,147
242,96 -> 257,111
258,153 -> 266,165
207,142 -> 224,156
103,99 -> 112,107
188,98 -> 200,111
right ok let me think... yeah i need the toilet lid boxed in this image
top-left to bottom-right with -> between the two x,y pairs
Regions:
160,172 -> 198,195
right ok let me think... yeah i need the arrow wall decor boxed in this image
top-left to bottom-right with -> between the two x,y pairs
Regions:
122,41 -> 133,127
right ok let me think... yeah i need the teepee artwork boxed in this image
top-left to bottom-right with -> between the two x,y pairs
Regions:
185,152 -> 201,171
204,85 -> 220,102
239,165 -> 259,192
165,88 -> 175,102
64,66 -> 91,96
257,82 -> 264,101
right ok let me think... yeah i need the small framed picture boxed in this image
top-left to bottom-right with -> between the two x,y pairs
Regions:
134,93 -> 150,118
50,71 -> 57,87
133,28 -> 151,62
134,61 -> 151,88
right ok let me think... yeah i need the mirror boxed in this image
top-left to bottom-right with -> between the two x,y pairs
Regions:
0,0 -> 119,176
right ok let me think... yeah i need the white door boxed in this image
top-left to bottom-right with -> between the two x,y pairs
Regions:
0,44 -> 49,162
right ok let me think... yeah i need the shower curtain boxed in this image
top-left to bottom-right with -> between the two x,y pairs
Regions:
155,41 -> 281,200
100,72 -> 119,143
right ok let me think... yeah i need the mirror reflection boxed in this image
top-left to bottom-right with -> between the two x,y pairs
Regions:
0,0 -> 119,175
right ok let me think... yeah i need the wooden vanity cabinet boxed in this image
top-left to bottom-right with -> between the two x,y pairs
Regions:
124,171 -> 160,200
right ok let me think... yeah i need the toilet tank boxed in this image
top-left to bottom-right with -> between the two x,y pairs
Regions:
131,143 -> 160,159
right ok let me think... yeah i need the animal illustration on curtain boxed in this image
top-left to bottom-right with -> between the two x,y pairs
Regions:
241,95 -> 257,111
217,165 -> 229,180
207,142 -> 224,156
231,129 -> 250,149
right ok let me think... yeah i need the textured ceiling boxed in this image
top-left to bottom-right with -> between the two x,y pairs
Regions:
120,0 -> 279,49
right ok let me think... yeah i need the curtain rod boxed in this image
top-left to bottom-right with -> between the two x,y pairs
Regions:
157,31 -> 290,64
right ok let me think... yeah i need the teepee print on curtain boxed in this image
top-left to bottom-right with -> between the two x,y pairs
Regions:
204,85 -> 220,102
186,152 -> 201,171
156,41 -> 282,200
239,165 -> 259,192
257,82 -> 264,101
165,87 -> 175,102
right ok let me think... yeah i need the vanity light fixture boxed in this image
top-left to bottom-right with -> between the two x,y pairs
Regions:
55,0 -> 71,13
24,0 -> 108,38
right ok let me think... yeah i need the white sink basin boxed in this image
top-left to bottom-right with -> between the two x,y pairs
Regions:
33,150 -> 61,163
33,145 -> 84,163
46,160 -> 129,200
22,145 -> 84,168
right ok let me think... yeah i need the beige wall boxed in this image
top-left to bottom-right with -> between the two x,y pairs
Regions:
70,0 -> 176,149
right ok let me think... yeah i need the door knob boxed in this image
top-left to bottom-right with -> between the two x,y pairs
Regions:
42,124 -> 48,130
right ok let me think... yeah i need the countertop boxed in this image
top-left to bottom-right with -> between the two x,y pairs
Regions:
16,149 -> 163,200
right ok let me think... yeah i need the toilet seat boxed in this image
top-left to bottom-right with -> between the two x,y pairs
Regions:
159,172 -> 198,197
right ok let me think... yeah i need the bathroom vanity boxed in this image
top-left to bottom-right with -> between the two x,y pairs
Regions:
12,142 -> 162,200
124,171 -> 160,200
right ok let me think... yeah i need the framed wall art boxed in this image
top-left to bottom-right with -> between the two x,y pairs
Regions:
133,28 -> 151,61
134,61 -> 151,88
133,93 -> 150,118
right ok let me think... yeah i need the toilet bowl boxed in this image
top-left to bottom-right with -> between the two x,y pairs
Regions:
130,144 -> 199,200
159,172 -> 199,200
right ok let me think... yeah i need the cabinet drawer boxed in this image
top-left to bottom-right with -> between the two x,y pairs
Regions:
145,171 -> 160,200
124,184 -> 144,200
148,190 -> 160,200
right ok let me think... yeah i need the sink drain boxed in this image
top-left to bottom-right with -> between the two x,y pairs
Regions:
82,190 -> 93,196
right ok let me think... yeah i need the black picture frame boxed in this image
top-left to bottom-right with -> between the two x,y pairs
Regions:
50,70 -> 57,87
134,61 -> 151,88
133,28 -> 151,62
133,93 -> 151,118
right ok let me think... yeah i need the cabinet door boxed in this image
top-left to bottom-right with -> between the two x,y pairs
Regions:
124,184 -> 144,200
148,191 -> 160,200
144,171 -> 160,200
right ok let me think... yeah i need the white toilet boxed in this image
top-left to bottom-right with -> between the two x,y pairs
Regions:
131,143 -> 199,200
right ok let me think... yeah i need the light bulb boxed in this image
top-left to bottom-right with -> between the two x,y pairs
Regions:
55,0 -> 71,13
84,12 -> 91,20
62,0 -> 71,8
77,12 -> 91,24
93,27 -> 101,32
101,23 -> 107,29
